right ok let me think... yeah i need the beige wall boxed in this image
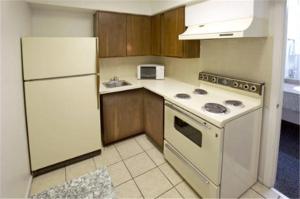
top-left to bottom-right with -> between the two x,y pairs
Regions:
0,0 -> 32,197
100,56 -> 159,80
31,5 -> 93,37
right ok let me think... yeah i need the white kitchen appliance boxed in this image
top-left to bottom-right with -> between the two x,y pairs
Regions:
137,64 -> 164,79
179,0 -> 269,40
164,72 -> 264,198
22,37 -> 101,174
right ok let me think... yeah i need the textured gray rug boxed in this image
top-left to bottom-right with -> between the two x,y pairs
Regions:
31,168 -> 116,199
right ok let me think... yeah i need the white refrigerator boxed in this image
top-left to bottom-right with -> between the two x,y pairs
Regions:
22,37 -> 102,172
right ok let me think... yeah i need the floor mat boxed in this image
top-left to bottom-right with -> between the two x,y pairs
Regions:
31,168 -> 116,199
275,121 -> 300,199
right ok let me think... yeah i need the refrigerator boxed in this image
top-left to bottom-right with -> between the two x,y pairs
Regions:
22,37 -> 102,172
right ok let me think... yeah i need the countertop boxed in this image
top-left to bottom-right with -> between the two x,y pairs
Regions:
99,77 -> 262,128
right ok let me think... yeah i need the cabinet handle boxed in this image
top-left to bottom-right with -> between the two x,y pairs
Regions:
165,143 -> 209,184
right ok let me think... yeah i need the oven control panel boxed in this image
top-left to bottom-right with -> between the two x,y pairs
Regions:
198,72 -> 264,95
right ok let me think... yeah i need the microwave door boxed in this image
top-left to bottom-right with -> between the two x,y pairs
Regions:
141,67 -> 156,79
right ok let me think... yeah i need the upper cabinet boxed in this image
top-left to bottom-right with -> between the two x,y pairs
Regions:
151,14 -> 162,56
127,15 -> 151,56
94,7 -> 200,58
94,11 -> 127,57
161,7 -> 200,58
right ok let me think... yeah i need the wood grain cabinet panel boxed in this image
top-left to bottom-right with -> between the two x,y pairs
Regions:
161,7 -> 200,58
126,15 -> 151,56
101,89 -> 144,145
94,11 -> 127,57
151,14 -> 162,56
144,90 -> 164,148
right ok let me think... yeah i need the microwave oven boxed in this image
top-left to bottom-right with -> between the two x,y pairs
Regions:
137,64 -> 165,79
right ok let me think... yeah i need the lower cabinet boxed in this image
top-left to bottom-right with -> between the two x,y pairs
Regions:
101,89 -> 164,147
101,89 -> 144,145
144,90 -> 164,148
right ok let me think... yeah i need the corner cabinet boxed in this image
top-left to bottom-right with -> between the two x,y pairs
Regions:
151,14 -> 162,56
94,11 -> 127,57
101,89 -> 164,148
161,7 -> 200,58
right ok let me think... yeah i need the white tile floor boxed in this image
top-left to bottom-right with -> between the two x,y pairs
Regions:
30,134 -> 288,199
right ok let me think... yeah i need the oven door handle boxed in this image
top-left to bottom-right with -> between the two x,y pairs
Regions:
165,143 -> 210,184
165,102 -> 209,129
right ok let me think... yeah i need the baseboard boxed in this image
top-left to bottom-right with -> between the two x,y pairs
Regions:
25,175 -> 33,198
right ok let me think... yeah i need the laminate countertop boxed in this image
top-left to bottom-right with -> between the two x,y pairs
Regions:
99,77 -> 262,128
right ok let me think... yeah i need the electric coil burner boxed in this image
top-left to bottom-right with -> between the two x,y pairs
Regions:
224,100 -> 244,107
175,93 -> 191,99
193,89 -> 208,95
204,103 -> 227,114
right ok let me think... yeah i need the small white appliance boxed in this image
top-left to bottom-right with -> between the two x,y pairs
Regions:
137,64 -> 164,80
22,37 -> 102,174
164,72 -> 264,198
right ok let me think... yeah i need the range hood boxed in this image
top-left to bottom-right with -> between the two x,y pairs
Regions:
179,0 -> 269,40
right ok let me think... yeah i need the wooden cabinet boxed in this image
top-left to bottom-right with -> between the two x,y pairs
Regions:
151,14 -> 162,56
94,11 -> 127,57
144,90 -> 164,148
127,15 -> 151,56
161,7 -> 200,58
101,89 -> 144,145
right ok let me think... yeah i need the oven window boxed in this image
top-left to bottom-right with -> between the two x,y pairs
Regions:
141,67 -> 156,79
174,116 -> 202,147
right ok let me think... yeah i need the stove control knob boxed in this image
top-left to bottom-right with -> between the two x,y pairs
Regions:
233,81 -> 239,88
199,74 -> 203,80
212,77 -> 217,83
250,85 -> 257,92
243,84 -> 249,90
204,75 -> 209,80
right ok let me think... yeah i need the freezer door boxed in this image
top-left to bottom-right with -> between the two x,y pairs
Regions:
22,37 -> 97,80
25,75 -> 101,171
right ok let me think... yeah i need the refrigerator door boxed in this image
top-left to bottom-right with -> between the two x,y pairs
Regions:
25,75 -> 101,171
22,37 -> 97,80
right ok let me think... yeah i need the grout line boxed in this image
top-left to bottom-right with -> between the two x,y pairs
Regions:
154,186 -> 175,199
251,188 -> 267,199
113,140 -> 145,199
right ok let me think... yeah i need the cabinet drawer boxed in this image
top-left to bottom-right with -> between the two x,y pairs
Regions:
164,141 -> 220,198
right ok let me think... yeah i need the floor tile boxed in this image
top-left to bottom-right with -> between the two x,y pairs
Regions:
134,168 -> 172,198
158,188 -> 183,199
159,163 -> 183,186
146,147 -> 165,166
115,138 -> 143,160
135,134 -> 155,151
107,161 -> 132,186
66,158 -> 96,181
30,168 -> 65,195
175,181 -> 199,199
115,180 -> 143,199
94,145 -> 121,168
252,182 -> 280,199
124,152 -> 156,177
240,189 -> 264,199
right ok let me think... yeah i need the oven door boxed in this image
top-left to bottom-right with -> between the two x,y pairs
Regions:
164,101 -> 223,185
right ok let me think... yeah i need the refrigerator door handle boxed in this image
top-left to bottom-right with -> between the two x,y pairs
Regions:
96,38 -> 100,110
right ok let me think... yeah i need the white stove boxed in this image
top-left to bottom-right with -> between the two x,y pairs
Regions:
163,72 -> 264,199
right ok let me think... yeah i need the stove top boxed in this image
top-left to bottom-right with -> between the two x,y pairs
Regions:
203,103 -> 228,114
193,88 -> 208,95
224,100 -> 244,107
175,93 -> 191,99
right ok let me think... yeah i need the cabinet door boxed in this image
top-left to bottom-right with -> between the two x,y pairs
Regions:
95,11 -> 127,57
127,15 -> 151,56
162,7 -> 200,58
101,89 -> 144,145
144,90 -> 164,148
151,14 -> 162,56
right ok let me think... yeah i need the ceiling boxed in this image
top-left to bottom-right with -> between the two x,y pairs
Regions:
26,0 -> 200,15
